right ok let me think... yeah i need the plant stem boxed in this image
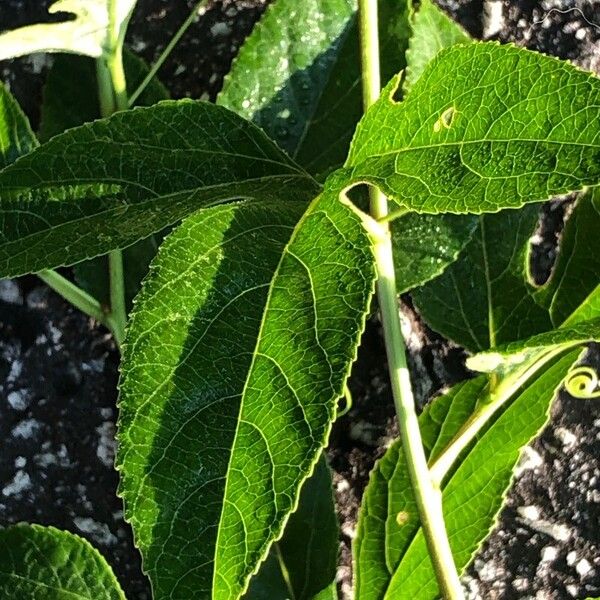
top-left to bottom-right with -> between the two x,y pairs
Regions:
38,270 -> 120,333
128,0 -> 209,106
429,346 -> 567,486
358,1 -> 463,598
94,14 -> 130,346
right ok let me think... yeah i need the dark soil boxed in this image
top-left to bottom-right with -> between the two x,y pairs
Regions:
1,1 -> 600,599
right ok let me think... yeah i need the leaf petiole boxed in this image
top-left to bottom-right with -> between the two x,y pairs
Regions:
37,269 -> 123,346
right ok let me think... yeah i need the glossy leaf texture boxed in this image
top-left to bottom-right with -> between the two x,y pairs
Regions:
218,0 -> 356,164
412,205 -> 552,352
354,351 -> 580,599
0,100 -> 318,278
0,82 -> 37,167
0,523 -> 125,599
344,43 -> 600,214
221,0 -> 481,292
536,189 -> 600,326
0,0 -> 136,60
390,0 -> 477,292
467,317 -> 600,373
245,455 -> 339,600
404,0 -> 471,92
39,50 -> 170,310
118,188 -> 375,599
219,0 -> 410,177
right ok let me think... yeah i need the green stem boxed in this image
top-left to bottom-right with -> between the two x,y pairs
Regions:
38,270 -> 120,335
128,0 -> 209,107
108,249 -> 127,347
358,1 -> 463,598
429,346 -> 567,486
93,13 -> 130,346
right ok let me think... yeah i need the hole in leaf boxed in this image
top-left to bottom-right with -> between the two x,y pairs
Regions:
433,106 -> 456,133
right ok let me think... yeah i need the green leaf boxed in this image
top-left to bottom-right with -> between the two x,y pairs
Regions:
344,43 -> 600,214
219,0 -> 411,178
467,317 -> 600,373
412,206 -> 552,352
392,212 -> 476,294
404,0 -> 471,92
536,189 -> 600,326
0,100 -> 318,278
355,376 -> 484,599
220,0 -> 474,294
0,81 -> 38,168
355,350 -> 580,599
218,0 -> 356,163
246,455 -> 339,600
0,523 -> 125,599
0,0 -> 136,60
117,187 -> 375,599
39,50 -> 170,310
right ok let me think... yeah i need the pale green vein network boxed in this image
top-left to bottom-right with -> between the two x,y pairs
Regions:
346,43 -> 600,214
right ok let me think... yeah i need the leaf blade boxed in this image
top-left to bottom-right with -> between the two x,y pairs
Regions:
0,100 -> 318,278
345,43 -> 600,214
118,189 -> 375,599
355,351 -> 580,599
0,524 -> 125,600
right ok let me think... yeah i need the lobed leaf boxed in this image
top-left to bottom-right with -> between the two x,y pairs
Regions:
118,187 -> 375,599
344,43 -> 600,214
0,0 -> 136,60
0,523 -> 125,599
0,100 -> 318,278
355,351 -> 580,599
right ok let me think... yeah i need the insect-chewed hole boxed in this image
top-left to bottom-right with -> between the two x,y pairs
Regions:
433,106 -> 456,133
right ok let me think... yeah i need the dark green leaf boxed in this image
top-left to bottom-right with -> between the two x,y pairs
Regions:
404,0 -> 471,92
218,0 -> 356,162
39,49 -> 169,143
535,189 -> 600,326
39,50 -> 170,310
413,206 -> 552,352
355,351 -> 580,599
0,523 -> 125,599
219,0 -> 411,178
0,81 -> 37,167
0,100 -> 318,278
344,43 -> 600,214
246,455 -> 339,600
392,212 -> 476,294
118,187 -> 375,598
